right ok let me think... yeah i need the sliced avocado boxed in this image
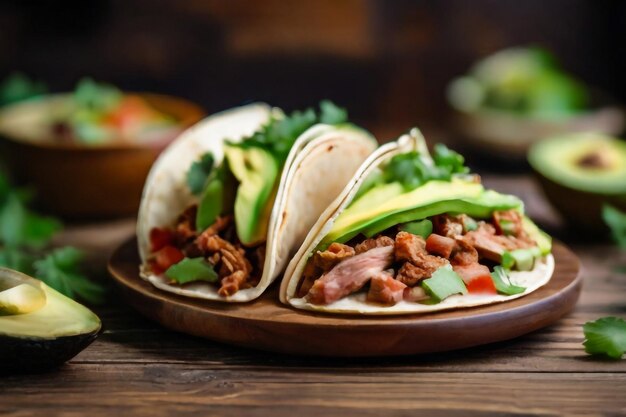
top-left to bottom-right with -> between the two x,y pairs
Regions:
224,145 -> 279,246
360,190 -> 522,240
399,219 -> 433,239
522,216 -> 552,255
501,247 -> 541,271
0,268 -> 101,371
324,179 -> 484,246
320,181 -> 521,248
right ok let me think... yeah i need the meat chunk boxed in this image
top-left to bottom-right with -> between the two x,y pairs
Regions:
174,205 -> 198,244
307,246 -> 394,305
451,237 -> 479,266
432,214 -> 464,237
367,271 -> 407,305
218,270 -> 248,297
425,234 -> 456,258
314,242 -> 356,271
196,234 -> 253,296
394,231 -> 427,264
396,257 -> 448,286
355,235 -> 395,254
464,223 -> 534,263
493,210 -> 524,237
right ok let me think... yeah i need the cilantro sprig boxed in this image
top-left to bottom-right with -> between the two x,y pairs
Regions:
0,172 -> 105,304
583,317 -> 626,359
235,100 -> 348,163
383,143 -> 469,190
603,204 -> 626,249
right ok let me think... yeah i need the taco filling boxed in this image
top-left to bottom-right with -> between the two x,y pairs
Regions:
145,101 -> 353,296
288,132 -> 552,309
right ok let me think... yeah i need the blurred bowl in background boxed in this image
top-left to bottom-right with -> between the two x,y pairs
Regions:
450,97 -> 624,161
0,93 -> 204,219
528,132 -> 626,233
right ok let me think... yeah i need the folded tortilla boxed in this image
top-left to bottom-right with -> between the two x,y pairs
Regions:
280,129 -> 554,314
137,103 -> 377,302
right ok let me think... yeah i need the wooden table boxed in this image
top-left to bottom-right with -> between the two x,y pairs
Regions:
2,175 -> 626,416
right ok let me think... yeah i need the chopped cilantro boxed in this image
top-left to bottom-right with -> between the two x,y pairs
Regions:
583,317 -> 626,359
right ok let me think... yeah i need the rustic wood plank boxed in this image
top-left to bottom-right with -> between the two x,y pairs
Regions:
2,368 -> 625,416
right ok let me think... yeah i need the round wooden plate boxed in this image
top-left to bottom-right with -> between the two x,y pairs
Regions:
108,238 -> 581,357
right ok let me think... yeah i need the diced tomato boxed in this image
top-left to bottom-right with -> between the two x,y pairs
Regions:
453,263 -> 497,295
150,227 -> 174,252
154,245 -> 184,273
426,234 -> 456,258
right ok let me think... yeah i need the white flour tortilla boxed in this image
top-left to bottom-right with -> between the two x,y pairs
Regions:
280,129 -> 554,314
137,103 -> 377,302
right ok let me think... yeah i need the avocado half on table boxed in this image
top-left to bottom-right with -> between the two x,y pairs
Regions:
528,133 -> 626,231
0,267 -> 102,371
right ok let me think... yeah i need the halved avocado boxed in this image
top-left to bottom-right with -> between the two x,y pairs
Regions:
528,133 -> 626,231
0,268 -> 101,371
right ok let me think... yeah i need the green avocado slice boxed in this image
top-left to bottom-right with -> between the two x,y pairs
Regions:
0,268 -> 101,371
319,181 -> 522,249
224,145 -> 279,246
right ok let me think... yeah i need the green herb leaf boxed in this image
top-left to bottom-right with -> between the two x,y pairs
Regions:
187,153 -> 215,195
319,100 -> 348,125
433,144 -> 470,176
196,175 -> 224,230
491,266 -> 526,295
0,72 -> 47,106
73,78 -> 122,113
240,100 -> 348,164
34,247 -> 106,304
583,317 -> 626,359
165,257 -> 218,284
603,204 -> 626,249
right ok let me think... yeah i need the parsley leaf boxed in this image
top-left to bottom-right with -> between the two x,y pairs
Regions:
73,77 -> 122,113
583,317 -> 626,359
34,247 -> 106,305
433,143 -> 470,176
186,153 -> 215,195
603,204 -> 626,249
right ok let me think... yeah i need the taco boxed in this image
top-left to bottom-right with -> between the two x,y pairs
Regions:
137,102 -> 377,302
280,129 -> 553,314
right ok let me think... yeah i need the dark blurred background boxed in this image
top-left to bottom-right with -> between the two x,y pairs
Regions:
1,0 -> 625,140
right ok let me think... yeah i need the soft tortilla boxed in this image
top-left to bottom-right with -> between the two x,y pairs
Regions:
137,103 -> 377,302
280,129 -> 554,314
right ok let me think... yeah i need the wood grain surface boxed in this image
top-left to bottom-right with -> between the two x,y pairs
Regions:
2,175 -> 626,416
108,239 -> 581,357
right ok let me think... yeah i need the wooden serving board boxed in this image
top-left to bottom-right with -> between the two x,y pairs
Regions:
108,238 -> 581,357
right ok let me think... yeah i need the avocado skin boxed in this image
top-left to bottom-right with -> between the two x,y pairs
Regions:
0,330 -> 100,372
534,172 -> 626,234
